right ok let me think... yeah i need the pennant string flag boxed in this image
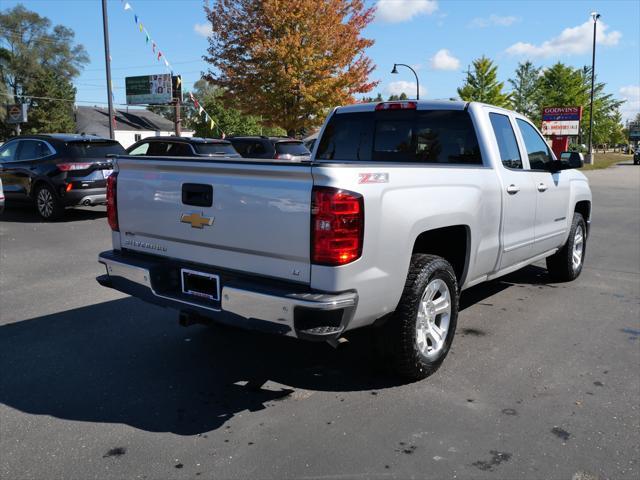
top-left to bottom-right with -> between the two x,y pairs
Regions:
120,0 -> 226,137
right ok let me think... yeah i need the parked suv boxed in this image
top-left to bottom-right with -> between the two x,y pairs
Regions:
0,134 -> 125,220
126,136 -> 241,158
229,136 -> 310,161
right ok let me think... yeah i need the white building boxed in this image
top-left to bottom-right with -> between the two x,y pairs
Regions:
75,106 -> 194,148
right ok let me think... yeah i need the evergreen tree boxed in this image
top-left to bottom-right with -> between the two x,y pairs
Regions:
457,56 -> 511,108
22,69 -> 76,133
508,61 -> 540,119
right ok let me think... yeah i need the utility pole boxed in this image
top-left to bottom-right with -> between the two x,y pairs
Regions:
174,96 -> 181,136
101,0 -> 115,140
586,12 -> 600,165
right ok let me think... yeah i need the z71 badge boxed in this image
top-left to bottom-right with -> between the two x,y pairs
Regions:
358,172 -> 389,184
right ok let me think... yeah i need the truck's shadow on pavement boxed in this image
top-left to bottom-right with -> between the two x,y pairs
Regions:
0,265 -> 552,435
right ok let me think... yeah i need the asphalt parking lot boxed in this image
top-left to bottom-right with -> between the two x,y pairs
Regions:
1,163 -> 639,480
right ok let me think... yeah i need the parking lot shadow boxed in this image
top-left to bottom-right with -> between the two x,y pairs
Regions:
0,205 -> 106,223
0,297 -> 400,436
0,265 -> 553,436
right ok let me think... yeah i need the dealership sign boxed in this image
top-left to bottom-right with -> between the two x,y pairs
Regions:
125,74 -> 173,105
541,106 -> 583,136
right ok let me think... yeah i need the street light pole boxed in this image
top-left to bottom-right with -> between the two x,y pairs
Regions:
101,0 -> 115,140
391,63 -> 420,100
586,12 -> 600,165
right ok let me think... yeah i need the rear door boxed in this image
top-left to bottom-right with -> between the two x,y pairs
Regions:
487,111 -> 538,269
115,157 -> 314,283
515,119 -> 571,255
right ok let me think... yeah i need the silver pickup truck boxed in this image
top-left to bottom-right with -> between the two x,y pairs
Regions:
97,100 -> 592,380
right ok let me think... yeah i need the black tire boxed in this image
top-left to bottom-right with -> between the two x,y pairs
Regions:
34,183 -> 64,220
380,254 -> 459,381
546,212 -> 587,281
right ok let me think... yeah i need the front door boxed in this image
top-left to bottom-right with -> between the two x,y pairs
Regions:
515,119 -> 571,255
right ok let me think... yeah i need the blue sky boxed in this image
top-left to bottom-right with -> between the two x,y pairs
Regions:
5,0 -> 640,120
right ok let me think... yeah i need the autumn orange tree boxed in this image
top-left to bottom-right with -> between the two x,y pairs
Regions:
204,0 -> 377,136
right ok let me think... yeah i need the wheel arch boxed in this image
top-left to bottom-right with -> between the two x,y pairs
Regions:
411,225 -> 471,287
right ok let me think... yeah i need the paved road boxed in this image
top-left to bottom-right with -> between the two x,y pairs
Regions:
1,164 -> 638,480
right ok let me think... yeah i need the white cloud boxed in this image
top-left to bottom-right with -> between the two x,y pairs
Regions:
429,49 -> 460,70
469,14 -> 519,28
620,85 -> 640,122
387,80 -> 426,98
506,19 -> 621,58
194,22 -> 211,38
376,0 -> 438,23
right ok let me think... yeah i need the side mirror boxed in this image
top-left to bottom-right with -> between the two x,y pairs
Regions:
559,151 -> 584,170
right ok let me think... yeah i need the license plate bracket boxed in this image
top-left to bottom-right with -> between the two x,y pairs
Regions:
181,268 -> 220,301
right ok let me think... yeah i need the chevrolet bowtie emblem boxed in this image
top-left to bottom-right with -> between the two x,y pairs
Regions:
181,212 -> 214,229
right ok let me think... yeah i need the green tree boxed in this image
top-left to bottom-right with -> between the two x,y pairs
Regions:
388,92 -> 408,101
508,61 -> 540,118
0,5 -> 88,137
22,69 -> 76,133
361,92 -> 383,102
457,56 -> 511,107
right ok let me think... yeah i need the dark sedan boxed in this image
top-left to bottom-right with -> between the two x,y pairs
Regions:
0,134 -> 125,220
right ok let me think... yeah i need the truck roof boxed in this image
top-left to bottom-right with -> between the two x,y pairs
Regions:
336,99 -> 469,114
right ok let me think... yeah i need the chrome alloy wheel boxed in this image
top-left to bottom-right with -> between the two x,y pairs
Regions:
572,224 -> 585,271
37,188 -> 54,218
415,278 -> 451,358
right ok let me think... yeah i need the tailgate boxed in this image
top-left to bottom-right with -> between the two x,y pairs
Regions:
115,157 -> 313,283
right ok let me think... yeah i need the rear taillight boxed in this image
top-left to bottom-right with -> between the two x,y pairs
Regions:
58,162 -> 93,171
375,101 -> 417,111
311,187 -> 363,266
106,172 -> 118,231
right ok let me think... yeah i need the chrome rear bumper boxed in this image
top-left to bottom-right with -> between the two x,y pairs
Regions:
98,250 -> 357,340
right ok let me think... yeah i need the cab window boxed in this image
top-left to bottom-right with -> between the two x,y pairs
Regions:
317,109 -> 482,164
489,113 -> 522,169
516,119 -> 553,170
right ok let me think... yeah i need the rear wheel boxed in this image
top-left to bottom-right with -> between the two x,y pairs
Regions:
546,213 -> 586,281
35,184 -> 64,220
381,254 -> 459,381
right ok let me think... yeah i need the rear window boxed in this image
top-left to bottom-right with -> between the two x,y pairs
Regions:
195,143 -> 238,155
316,110 -> 482,164
275,142 -> 309,155
67,141 -> 125,158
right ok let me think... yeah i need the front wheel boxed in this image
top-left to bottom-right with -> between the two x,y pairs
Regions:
35,184 -> 64,220
382,254 -> 459,381
546,213 -> 587,281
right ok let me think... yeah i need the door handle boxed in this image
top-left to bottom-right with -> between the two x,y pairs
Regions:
537,182 -> 548,192
506,184 -> 520,194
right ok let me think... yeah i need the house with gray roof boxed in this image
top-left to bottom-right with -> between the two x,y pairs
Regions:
75,106 -> 194,148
